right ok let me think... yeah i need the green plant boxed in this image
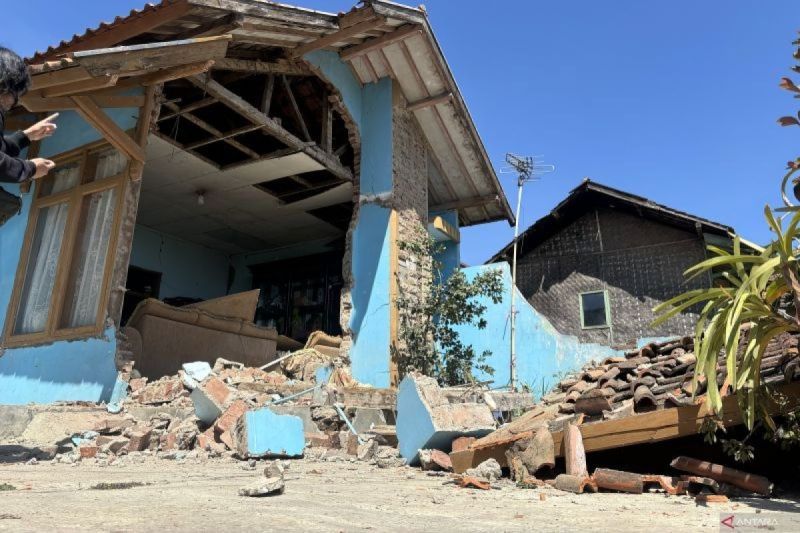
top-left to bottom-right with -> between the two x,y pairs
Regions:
653,32 -> 800,430
0,483 -> 15,491
392,234 -> 503,385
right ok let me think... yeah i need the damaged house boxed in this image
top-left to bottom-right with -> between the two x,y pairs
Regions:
0,0 -> 514,404
488,179 -> 752,348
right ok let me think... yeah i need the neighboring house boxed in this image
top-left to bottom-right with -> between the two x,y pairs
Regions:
488,179 -> 747,348
0,0 -> 514,403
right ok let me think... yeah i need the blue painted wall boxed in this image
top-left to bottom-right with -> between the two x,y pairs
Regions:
305,51 -> 396,387
130,225 -> 229,300
454,262 -> 622,397
431,210 -> 460,281
0,105 -> 139,404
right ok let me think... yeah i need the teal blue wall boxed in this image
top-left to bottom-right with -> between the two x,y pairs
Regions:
431,210 -> 460,281
305,51 -> 395,387
454,262 -> 622,397
0,104 -> 139,404
130,225 -> 229,300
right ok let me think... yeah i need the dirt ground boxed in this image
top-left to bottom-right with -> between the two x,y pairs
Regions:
2,454 -> 799,532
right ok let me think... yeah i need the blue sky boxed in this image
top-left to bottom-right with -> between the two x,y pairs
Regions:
4,1 -> 798,265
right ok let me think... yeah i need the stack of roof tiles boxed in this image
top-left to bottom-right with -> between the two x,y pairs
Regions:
541,333 -> 800,422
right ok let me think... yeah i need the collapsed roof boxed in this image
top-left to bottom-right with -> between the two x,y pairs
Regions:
26,0 -> 514,226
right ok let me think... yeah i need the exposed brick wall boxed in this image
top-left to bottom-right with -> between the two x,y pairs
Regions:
516,208 -> 708,347
392,96 -> 430,361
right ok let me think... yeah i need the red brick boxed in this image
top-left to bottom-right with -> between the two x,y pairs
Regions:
137,377 -> 184,405
197,427 -> 225,452
305,433 -> 337,449
201,377 -> 232,408
127,429 -> 152,452
79,445 -> 98,459
214,400 -> 248,434
451,436 -> 476,453
129,377 -> 148,392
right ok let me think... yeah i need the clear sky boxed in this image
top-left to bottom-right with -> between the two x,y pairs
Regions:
4,1 -> 798,265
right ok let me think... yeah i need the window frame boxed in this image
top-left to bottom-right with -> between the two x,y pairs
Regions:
3,139 -> 128,347
579,289 -> 611,330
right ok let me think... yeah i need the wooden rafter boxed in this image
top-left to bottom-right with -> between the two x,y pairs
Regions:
189,74 -> 352,181
29,66 -> 92,92
321,96 -> 332,153
42,74 -> 119,98
162,101 -> 259,159
290,17 -> 388,58
339,24 -> 422,61
157,97 -> 216,121
281,75 -> 312,142
71,95 -> 145,162
21,94 -> 145,113
430,195 -> 500,213
407,92 -> 452,112
220,146 -> 302,171
172,13 -> 243,40
212,58 -> 311,76
183,124 -> 264,151
261,75 -> 275,115
49,0 -> 193,56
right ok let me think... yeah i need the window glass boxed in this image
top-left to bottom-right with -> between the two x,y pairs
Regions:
40,163 -> 80,196
581,291 -> 608,328
92,148 -> 127,181
13,202 -> 70,334
60,188 -> 117,329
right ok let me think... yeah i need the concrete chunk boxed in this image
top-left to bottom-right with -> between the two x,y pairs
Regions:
396,374 -> 495,464
231,408 -> 304,458
191,377 -> 233,425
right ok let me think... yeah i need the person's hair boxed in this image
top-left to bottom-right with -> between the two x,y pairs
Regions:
0,47 -> 30,98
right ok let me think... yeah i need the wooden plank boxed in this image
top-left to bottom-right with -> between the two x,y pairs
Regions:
157,97 -> 216,121
29,66 -> 92,92
340,24 -> 422,61
71,95 -> 145,162
183,124 -> 264,150
430,194 -> 499,213
320,96 -> 332,152
71,35 -> 231,76
21,94 -> 145,113
261,75 -> 275,115
52,0 -> 193,56
291,17 -> 387,58
189,74 -> 353,181
172,13 -> 243,40
213,57 -> 310,76
42,75 -> 119,98
126,61 -> 215,88
281,75 -> 311,141
451,382 -> 800,473
162,102 -> 259,159
407,92 -> 452,112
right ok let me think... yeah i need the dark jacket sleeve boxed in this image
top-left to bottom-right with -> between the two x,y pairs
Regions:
0,121 -> 35,183
3,131 -> 31,157
0,149 -> 35,183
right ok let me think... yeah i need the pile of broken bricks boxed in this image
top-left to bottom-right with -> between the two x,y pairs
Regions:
541,333 -> 800,422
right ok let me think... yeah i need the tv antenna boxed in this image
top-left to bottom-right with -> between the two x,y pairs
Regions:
502,153 -> 555,391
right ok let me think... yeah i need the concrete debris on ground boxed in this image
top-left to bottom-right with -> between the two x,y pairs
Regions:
239,460 -> 286,497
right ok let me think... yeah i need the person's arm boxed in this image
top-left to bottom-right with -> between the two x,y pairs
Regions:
0,149 -> 36,183
2,130 -> 31,158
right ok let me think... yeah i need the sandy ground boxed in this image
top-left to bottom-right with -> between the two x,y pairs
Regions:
2,454 -> 799,532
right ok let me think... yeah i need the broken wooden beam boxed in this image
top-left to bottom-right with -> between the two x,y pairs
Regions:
670,456 -> 773,496
71,95 -> 145,162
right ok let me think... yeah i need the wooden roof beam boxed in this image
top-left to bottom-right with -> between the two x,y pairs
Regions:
41,74 -> 118,98
71,95 -> 145,162
189,73 -> 353,182
21,94 -> 145,113
407,92 -> 452,112
213,58 -> 311,76
290,17 -> 388,58
28,66 -> 93,92
162,101 -> 259,159
339,24 -> 422,61
430,195 -> 500,213
53,0 -> 193,56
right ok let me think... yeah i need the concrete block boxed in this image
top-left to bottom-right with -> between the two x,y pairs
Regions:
352,408 -> 387,433
191,377 -> 232,425
232,408 -> 304,458
396,374 -> 495,465
183,361 -> 212,382
270,405 -> 323,437
0,405 -> 33,440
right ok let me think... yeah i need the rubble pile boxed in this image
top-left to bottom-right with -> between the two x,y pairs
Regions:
541,333 -> 800,421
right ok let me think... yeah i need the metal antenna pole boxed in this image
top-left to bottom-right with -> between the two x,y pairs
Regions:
502,154 -> 554,392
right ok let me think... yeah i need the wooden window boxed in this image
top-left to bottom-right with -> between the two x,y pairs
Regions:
579,290 -> 611,329
3,141 -> 128,346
